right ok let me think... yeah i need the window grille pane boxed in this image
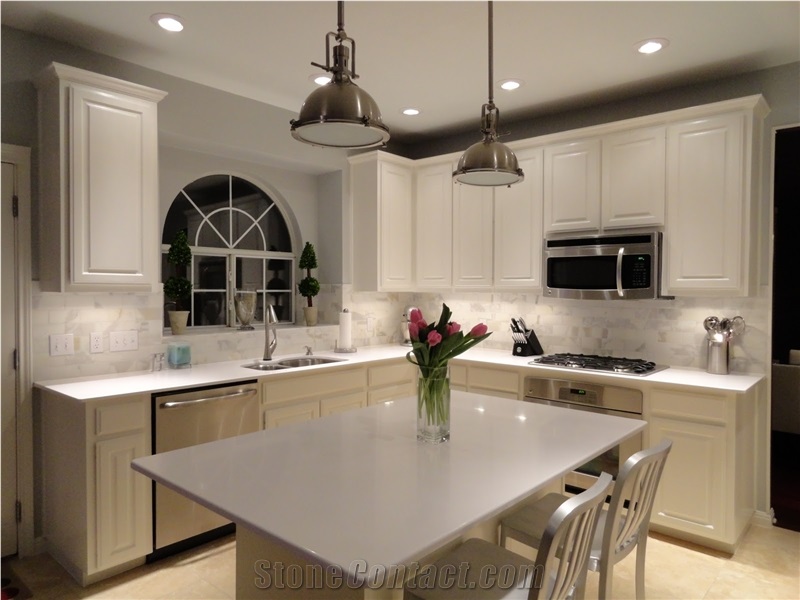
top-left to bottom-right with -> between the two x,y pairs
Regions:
267,292 -> 293,323
193,291 -> 226,326
265,209 -> 292,252
236,257 -> 264,290
194,255 -> 227,290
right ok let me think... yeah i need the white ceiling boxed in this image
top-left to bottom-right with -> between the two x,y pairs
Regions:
3,1 -> 799,144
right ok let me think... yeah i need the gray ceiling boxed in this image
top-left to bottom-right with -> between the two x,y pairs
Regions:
3,1 -> 799,144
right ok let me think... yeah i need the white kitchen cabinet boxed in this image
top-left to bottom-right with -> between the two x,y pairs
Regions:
494,147 -> 544,289
543,138 -> 601,233
350,151 -> 415,291
40,391 -> 151,585
367,359 -> 416,405
264,400 -> 320,429
645,382 -> 763,552
261,366 -> 367,428
415,160 -> 453,289
34,63 -> 166,292
663,100 -> 767,296
453,184 -> 494,289
601,126 -> 666,229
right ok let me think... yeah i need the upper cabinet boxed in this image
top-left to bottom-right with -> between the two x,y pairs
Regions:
349,96 -> 768,297
543,138 -> 601,233
494,148 -> 545,289
601,126 -> 666,229
350,151 -> 415,291
35,63 -> 166,292
415,160 -> 453,290
663,99 -> 768,297
543,127 -> 667,235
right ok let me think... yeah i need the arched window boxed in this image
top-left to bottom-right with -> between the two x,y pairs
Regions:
162,174 -> 296,329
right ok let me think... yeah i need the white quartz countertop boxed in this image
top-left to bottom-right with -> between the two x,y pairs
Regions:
35,344 -> 764,401
132,391 -> 645,581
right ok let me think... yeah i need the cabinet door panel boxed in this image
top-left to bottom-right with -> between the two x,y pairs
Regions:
320,391 -> 368,416
95,432 -> 151,570
453,185 -> 493,288
494,149 -> 544,288
415,163 -> 453,288
264,401 -> 320,429
70,84 -> 157,287
379,161 -> 414,289
665,114 -> 745,293
602,127 -> 666,228
543,139 -> 601,233
649,419 -> 727,539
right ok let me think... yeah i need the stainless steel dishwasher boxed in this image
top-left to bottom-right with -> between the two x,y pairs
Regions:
152,381 -> 259,554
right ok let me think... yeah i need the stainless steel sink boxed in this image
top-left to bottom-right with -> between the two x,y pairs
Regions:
241,361 -> 291,371
276,357 -> 345,368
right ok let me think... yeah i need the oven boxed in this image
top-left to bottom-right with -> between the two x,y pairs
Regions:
524,376 -> 643,493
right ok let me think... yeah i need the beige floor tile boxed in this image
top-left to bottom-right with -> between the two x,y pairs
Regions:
5,526 -> 799,600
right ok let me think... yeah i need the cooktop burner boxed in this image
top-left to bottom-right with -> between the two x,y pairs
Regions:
529,353 -> 667,376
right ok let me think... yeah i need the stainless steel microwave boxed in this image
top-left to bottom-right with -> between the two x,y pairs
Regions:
544,232 -> 662,300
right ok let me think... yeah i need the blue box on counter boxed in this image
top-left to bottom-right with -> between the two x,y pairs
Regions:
167,343 -> 191,369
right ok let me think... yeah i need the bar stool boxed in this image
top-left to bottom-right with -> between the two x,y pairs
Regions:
499,439 -> 673,600
404,472 -> 613,600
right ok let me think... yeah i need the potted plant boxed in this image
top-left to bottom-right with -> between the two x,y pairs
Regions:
298,241 -> 320,326
164,229 -> 193,334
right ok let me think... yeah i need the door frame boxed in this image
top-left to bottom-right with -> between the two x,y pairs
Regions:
1,143 -> 35,556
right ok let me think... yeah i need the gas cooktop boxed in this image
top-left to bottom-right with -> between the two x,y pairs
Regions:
528,353 -> 668,376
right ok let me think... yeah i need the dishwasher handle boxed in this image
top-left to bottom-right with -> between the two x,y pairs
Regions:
159,388 -> 257,409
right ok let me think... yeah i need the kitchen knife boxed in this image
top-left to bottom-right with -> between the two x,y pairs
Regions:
510,318 -> 522,333
518,317 -> 528,332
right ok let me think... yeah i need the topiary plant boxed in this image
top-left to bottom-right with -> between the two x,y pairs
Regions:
164,230 -> 193,311
298,241 -> 320,308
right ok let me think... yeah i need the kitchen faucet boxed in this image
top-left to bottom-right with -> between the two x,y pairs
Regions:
263,304 -> 278,360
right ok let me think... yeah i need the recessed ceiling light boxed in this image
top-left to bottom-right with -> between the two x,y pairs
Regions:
499,79 -> 522,91
308,73 -> 332,86
150,13 -> 184,32
637,38 -> 669,54
401,108 -> 421,116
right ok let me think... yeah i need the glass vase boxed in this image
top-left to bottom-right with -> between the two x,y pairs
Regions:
416,365 -> 450,444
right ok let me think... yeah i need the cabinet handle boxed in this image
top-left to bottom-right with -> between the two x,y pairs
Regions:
159,388 -> 257,409
616,247 -> 625,298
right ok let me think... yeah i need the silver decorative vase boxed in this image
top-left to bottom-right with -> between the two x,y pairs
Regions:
234,291 -> 257,330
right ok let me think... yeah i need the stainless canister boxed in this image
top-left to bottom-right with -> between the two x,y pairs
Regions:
706,339 -> 729,374
401,306 -> 418,346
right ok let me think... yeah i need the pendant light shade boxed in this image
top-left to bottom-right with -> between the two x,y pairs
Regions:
291,1 -> 390,148
453,2 -> 523,186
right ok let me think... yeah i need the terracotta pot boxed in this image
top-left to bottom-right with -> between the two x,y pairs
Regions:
303,306 -> 318,327
168,310 -> 190,335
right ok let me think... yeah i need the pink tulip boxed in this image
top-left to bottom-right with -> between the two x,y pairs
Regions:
409,308 -> 424,324
408,321 -> 419,341
447,322 -> 461,336
469,323 -> 488,337
427,331 -> 442,347
418,319 -> 428,329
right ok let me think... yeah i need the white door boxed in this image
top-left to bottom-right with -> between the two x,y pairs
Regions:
1,160 -> 18,556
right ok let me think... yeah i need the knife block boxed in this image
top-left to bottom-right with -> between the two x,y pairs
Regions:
513,329 -> 544,357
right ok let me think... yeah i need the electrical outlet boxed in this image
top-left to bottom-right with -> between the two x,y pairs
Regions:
49,333 -> 74,356
110,330 -> 139,352
90,332 -> 103,354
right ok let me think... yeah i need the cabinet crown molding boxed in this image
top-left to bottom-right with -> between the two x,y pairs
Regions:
34,62 -> 167,103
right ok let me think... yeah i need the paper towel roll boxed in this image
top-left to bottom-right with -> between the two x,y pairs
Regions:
339,309 -> 352,350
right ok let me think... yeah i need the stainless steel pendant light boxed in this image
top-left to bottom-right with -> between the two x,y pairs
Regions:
453,1 -> 523,186
290,1 -> 390,149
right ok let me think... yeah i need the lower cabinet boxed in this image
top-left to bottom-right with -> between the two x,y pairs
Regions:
367,359 -> 416,405
40,392 -> 152,585
645,383 -> 762,551
449,362 -> 521,399
264,400 -> 320,429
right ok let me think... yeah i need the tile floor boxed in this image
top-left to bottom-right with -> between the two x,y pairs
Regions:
5,523 -> 799,599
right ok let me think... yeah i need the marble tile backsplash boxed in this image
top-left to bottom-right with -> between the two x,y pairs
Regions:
30,282 -> 769,382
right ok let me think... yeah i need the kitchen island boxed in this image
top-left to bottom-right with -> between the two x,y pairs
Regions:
132,391 -> 645,598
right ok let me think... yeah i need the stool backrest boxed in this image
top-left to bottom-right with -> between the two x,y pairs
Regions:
603,439 -> 673,563
533,472 -> 613,600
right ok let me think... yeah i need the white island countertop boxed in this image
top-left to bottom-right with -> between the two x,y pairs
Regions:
35,344 -> 764,401
132,391 -> 645,584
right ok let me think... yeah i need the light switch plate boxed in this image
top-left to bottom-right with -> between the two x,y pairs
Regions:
110,330 -> 139,352
49,333 -> 74,356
